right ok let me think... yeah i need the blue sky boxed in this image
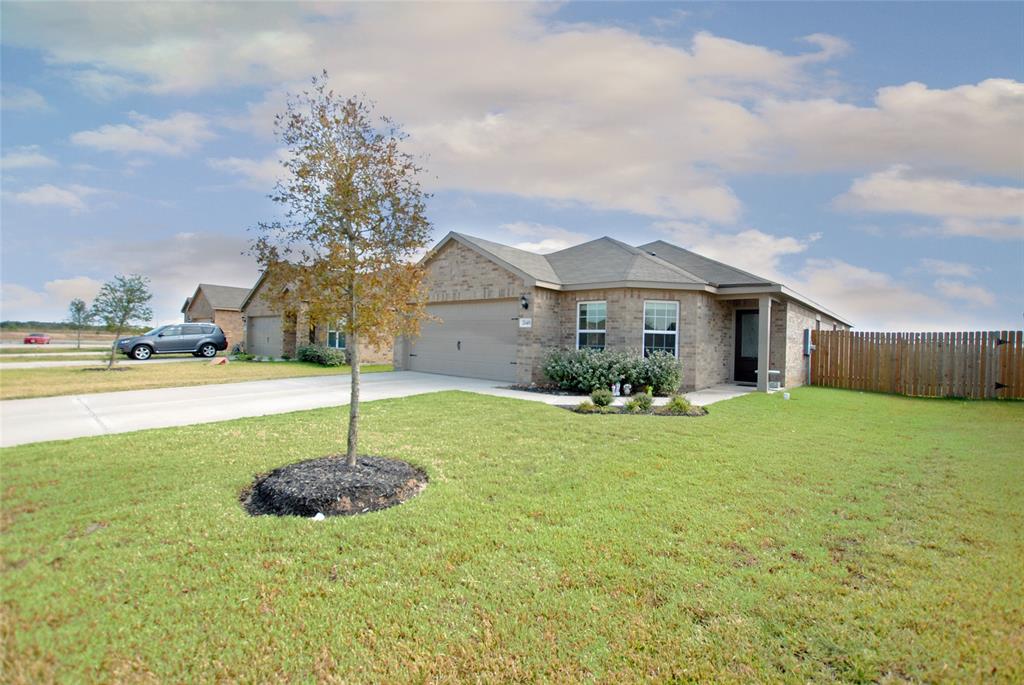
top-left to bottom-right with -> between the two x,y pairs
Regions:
1,1 -> 1021,329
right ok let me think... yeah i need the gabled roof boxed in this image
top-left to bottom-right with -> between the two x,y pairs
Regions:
188,283 -> 251,312
180,297 -> 192,314
636,240 -> 774,287
428,231 -> 851,325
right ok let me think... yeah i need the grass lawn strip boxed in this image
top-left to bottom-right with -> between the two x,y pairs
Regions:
0,347 -> 110,355
1,388 -> 1021,682
0,362 -> 391,400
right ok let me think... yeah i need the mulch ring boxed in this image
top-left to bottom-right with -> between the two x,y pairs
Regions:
556,404 -> 708,417
81,367 -> 131,372
242,455 -> 428,518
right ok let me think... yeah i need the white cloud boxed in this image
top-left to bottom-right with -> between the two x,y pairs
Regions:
71,111 -> 214,156
1,146 -> 58,170
0,276 -> 104,321
916,258 -> 977,279
933,279 -> 996,307
835,166 -> 1024,240
0,84 -> 48,111
757,79 -> 1024,176
4,2 -> 1018,230
6,184 -> 100,212
500,222 -> 589,253
207,148 -> 289,190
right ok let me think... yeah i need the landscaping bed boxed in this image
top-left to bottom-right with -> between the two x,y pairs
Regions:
243,455 -> 427,517
561,403 -> 707,417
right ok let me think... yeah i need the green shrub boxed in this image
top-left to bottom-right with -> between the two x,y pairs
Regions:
658,394 -> 693,415
543,349 -> 682,395
622,398 -> 642,413
631,391 -> 654,412
590,388 -> 614,407
575,400 -> 597,413
233,352 -> 255,362
296,345 -> 348,367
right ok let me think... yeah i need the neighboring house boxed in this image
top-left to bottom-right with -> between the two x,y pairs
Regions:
393,232 -> 852,391
181,284 -> 250,348
239,272 -> 393,362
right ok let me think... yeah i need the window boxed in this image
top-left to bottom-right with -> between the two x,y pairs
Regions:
327,322 -> 346,349
576,301 -> 606,350
182,324 -> 204,335
160,325 -> 182,337
643,301 -> 678,357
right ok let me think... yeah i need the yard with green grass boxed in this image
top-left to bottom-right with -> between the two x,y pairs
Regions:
2,388 -> 1021,682
0,362 -> 391,400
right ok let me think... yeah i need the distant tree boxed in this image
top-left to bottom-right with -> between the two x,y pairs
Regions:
67,298 -> 94,349
92,274 -> 153,368
251,73 -> 432,466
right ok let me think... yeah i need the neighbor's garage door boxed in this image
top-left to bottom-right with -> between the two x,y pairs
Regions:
247,316 -> 283,357
407,300 -> 519,381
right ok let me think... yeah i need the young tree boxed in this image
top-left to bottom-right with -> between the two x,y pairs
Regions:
91,274 -> 153,368
251,73 -> 432,466
67,298 -> 94,349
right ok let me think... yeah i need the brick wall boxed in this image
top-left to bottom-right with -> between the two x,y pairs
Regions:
783,299 -> 847,388
186,290 -> 214,321
214,310 -> 244,349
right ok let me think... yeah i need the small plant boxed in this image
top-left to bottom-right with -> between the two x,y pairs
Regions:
623,398 -> 642,413
280,352 -> 292,361
575,400 -> 598,413
658,394 -> 693,415
590,388 -> 614,407
233,352 -> 256,362
631,391 -> 654,412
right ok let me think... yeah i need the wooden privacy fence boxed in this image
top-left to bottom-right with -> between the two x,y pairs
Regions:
810,330 -> 1024,399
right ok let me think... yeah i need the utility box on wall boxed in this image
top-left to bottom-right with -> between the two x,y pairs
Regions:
803,329 -> 815,356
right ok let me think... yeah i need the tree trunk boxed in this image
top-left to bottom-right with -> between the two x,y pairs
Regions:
107,327 -> 120,369
346,329 -> 360,466
77,326 -> 81,350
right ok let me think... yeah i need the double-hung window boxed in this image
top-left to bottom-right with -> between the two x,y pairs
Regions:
576,301 -> 606,350
643,301 -> 678,357
327,322 -> 346,349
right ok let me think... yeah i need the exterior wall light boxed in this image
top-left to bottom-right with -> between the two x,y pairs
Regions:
520,295 -> 529,310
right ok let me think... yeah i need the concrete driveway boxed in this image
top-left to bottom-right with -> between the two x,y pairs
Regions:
0,372 -> 752,447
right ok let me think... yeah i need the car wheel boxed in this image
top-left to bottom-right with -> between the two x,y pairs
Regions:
199,343 -> 217,358
131,345 -> 153,360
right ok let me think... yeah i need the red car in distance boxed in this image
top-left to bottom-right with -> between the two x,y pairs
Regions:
23,333 -> 52,344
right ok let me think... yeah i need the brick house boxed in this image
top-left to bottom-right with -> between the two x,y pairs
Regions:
393,232 -> 852,391
239,271 -> 392,362
181,284 -> 250,348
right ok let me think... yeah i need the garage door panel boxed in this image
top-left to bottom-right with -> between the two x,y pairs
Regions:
247,316 -> 283,357
408,300 -> 519,382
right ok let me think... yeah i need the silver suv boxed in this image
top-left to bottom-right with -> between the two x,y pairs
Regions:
117,323 -> 228,360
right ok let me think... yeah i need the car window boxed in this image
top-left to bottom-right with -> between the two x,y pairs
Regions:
161,326 -> 182,336
201,324 -> 216,334
182,324 -> 204,335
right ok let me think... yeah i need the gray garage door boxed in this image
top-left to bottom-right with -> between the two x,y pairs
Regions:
407,300 -> 519,381
247,316 -> 283,357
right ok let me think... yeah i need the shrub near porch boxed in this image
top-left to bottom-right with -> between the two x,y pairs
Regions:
1,389 -> 1021,681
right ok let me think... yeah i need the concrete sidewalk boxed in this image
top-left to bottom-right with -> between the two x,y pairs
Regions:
0,372 -> 753,448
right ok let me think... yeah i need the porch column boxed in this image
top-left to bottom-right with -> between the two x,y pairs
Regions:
757,294 -> 771,392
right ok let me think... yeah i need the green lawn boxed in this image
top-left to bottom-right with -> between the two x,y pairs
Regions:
2,389 -> 1021,682
0,362 -> 391,400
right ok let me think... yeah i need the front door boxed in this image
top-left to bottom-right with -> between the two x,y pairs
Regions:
734,310 -> 758,384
